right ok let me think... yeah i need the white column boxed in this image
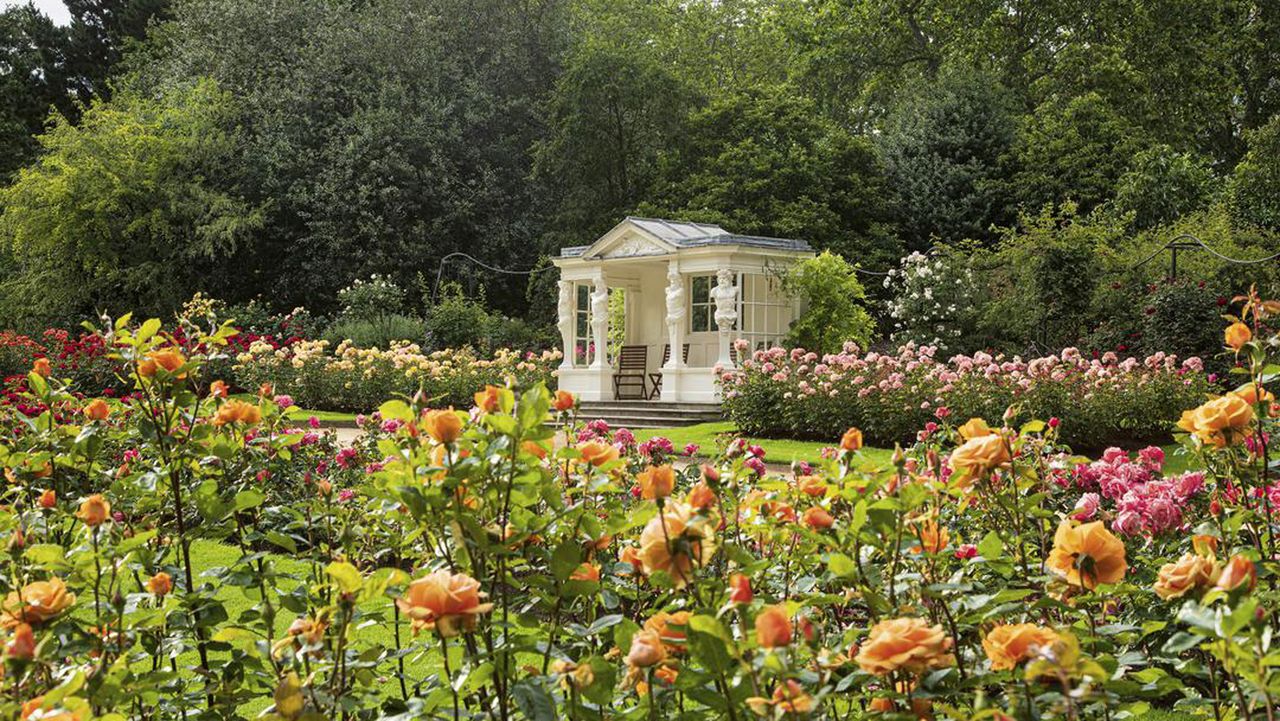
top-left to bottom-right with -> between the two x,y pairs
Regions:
712,267 -> 739,370
663,262 -> 685,370
556,279 -> 575,371
588,273 -> 609,371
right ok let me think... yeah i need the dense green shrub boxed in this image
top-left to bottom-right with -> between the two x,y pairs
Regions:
782,252 -> 874,355
323,314 -> 428,349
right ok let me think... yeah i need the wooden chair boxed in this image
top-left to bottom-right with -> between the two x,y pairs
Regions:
612,345 -> 649,400
648,344 -> 690,399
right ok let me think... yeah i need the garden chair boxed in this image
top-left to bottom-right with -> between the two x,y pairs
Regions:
648,344 -> 690,399
613,345 -> 649,400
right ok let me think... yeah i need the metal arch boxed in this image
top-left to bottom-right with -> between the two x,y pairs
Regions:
431,252 -> 556,304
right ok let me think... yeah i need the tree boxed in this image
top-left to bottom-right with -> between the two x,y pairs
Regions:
0,4 -> 77,179
878,65 -> 1018,249
0,80 -> 263,326
645,87 -> 899,266
1112,145 -> 1219,231
1230,115 -> 1280,230
783,251 -> 874,355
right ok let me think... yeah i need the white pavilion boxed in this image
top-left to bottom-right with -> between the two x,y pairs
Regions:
552,217 -> 814,403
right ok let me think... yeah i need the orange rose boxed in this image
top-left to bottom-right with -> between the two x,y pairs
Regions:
82,399 -> 109,422
948,434 -> 1011,480
855,617 -> 954,676
746,680 -> 814,715
553,389 -> 576,412
76,494 -> 110,527
31,358 -> 51,378
473,385 -> 503,413
578,441 -> 619,467
37,489 -> 55,509
911,519 -> 950,555
755,605 -> 793,648
618,545 -> 644,574
1046,520 -> 1127,590
638,464 -> 676,500
1234,383 -> 1278,417
802,506 -> 834,530
1216,554 -> 1257,593
686,481 -> 716,509
1154,553 -> 1219,600
957,417 -> 993,440
728,573 -> 753,604
521,441 -> 548,459
422,408 -> 464,444
570,563 -> 600,582
20,696 -> 83,721
637,501 -> 717,588
147,572 -> 173,597
396,570 -> 493,637
1,577 -> 75,628
6,623 -> 35,660
138,349 -> 186,378
797,475 -> 827,498
644,611 -> 691,652
982,623 -> 1059,670
1225,321 -> 1252,351
840,427 -> 863,452
209,380 -> 229,398
1192,534 -> 1219,557
625,629 -> 666,668
213,399 -> 262,427
1177,395 -> 1256,448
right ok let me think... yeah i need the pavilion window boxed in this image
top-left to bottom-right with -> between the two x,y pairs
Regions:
575,283 -> 592,365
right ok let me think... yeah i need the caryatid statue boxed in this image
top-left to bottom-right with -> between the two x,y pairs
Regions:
556,280 -> 574,369
663,266 -> 685,369
588,277 -> 609,368
711,268 -> 739,368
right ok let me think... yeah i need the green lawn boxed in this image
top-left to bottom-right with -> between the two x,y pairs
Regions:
294,408 -> 359,423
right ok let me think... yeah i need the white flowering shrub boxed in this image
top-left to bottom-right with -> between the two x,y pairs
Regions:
883,250 -> 975,351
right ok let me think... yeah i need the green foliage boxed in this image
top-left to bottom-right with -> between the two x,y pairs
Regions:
1114,145 -> 1220,230
782,251 -> 873,354
1231,116 -> 1280,230
336,275 -> 406,322
878,65 -> 1018,249
0,79 -> 263,326
322,314 -> 428,349
427,283 -> 551,353
1140,281 -> 1227,374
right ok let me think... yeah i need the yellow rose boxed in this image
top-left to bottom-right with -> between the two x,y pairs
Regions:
1178,395 -> 1255,448
1046,520 -> 1127,590
948,434 -> 1011,482
1,577 -> 75,628
957,417 -> 993,440
1153,552 -> 1219,600
1225,321 -> 1252,351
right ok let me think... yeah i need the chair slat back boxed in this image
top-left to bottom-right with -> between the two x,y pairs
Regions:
617,345 -> 648,372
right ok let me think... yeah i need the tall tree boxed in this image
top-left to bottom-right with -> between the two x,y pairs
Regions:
0,4 -> 75,179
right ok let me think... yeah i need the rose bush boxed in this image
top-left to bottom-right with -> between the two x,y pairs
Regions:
719,340 -> 1212,449
0,301 -> 1277,720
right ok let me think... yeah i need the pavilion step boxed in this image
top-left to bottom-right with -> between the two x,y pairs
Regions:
577,401 -> 723,429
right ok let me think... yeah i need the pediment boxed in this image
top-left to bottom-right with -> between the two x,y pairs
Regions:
582,220 -> 678,259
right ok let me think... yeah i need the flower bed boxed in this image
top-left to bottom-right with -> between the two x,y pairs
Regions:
233,339 -> 561,412
2,309 -> 1280,720
720,341 -> 1212,449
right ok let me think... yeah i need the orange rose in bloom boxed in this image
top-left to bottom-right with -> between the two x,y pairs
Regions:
76,494 -> 110,527
797,475 -> 827,498
626,629 -> 667,668
638,502 -> 717,588
6,622 -> 35,660
911,519 -> 950,555
553,389 -> 576,412
982,624 -> 1059,670
396,570 -> 493,637
578,440 -> 619,467
213,399 -> 262,427
147,572 -> 173,597
423,408 -> 464,444
802,506 -> 835,530
840,427 -> 864,452
638,464 -> 675,500
570,563 -> 600,582
209,380 -> 229,398
856,617 -> 954,676
1046,520 -> 1127,590
618,545 -> 644,574
686,481 -> 716,510
31,358 -> 51,377
82,399 -> 109,421
521,441 -> 548,459
1192,534 -> 1219,557
1234,383 -> 1278,416
746,680 -> 815,716
957,417 -> 993,440
473,385 -> 503,413
1154,553 -> 1219,600
948,434 -> 1010,479
1,577 -> 75,628
20,697 -> 83,721
1225,321 -> 1252,350
728,573 -> 753,604
644,611 -> 691,652
38,489 -> 55,509
1216,554 -> 1257,593
138,349 -> 186,378
755,605 -> 793,648
1178,395 -> 1256,448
